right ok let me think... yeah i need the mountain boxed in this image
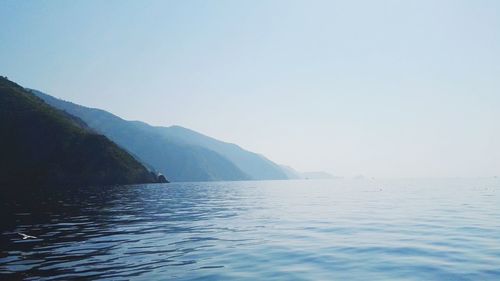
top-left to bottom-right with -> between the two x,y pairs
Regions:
302,171 -> 335,179
33,90 -> 290,182
156,126 -> 289,180
32,90 -> 249,182
0,77 -> 160,187
279,165 -> 336,180
279,165 -> 303,179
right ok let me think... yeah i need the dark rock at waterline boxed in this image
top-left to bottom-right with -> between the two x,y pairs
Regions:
158,174 -> 169,183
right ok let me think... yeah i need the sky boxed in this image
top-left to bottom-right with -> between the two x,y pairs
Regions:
1,0 -> 499,178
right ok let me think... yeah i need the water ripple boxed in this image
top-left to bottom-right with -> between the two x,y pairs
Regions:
1,178 -> 500,280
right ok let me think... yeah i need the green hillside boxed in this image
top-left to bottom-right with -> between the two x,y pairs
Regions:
0,77 -> 160,187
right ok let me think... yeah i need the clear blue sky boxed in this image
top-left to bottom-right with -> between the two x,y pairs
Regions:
1,0 -> 499,177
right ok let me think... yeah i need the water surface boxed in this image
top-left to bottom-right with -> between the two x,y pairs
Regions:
1,178 -> 499,280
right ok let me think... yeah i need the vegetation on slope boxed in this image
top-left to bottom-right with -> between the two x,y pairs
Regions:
0,77 -> 159,187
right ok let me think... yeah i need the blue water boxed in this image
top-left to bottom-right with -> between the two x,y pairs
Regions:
1,178 -> 500,280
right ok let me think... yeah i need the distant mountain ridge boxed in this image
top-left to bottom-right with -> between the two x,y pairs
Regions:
0,77 -> 160,187
302,171 -> 335,179
157,126 -> 289,180
279,165 -> 303,179
32,90 -> 248,182
279,165 -> 335,180
33,90 -> 290,182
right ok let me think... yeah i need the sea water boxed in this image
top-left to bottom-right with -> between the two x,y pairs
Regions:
1,178 -> 499,280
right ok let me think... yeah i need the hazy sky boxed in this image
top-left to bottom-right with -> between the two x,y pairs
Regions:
1,0 -> 499,177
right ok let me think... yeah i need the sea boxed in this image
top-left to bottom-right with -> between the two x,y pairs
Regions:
1,178 -> 499,280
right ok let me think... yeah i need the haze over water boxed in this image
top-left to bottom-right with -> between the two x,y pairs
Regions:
1,178 -> 499,280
